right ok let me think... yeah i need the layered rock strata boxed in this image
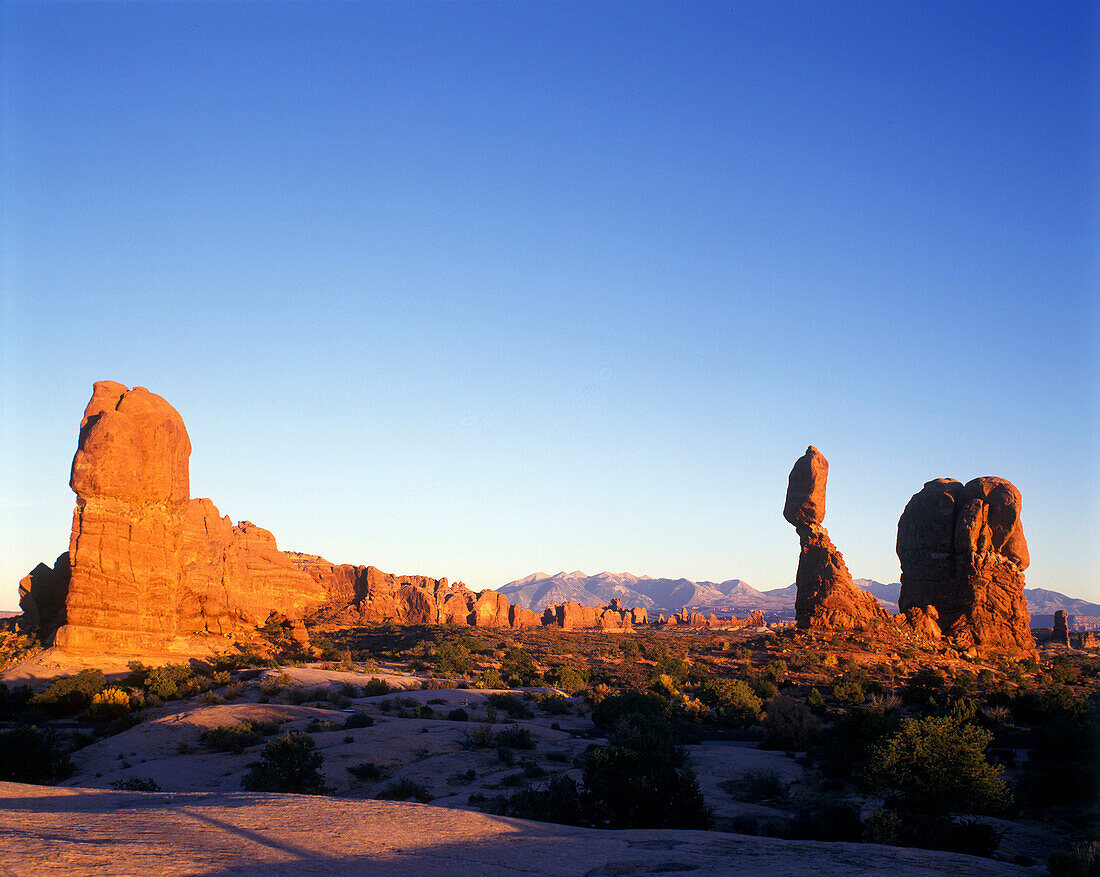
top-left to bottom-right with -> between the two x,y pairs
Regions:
784,447 -> 888,630
897,477 -> 1034,656
29,382 -> 328,656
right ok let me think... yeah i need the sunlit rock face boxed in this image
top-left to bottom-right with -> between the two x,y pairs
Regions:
897,476 -> 1035,657
784,446 -> 888,630
40,381 -> 326,656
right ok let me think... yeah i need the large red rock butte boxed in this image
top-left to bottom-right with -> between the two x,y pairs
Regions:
784,447 -> 888,630
896,476 -> 1035,656
19,382 -> 649,661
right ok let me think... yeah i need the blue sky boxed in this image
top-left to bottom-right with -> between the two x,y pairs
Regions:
1,1 -> 1096,609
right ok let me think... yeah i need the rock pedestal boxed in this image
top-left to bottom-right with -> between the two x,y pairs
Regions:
784,447 -> 887,630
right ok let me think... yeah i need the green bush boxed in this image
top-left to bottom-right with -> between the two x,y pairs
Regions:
0,725 -> 73,783
376,777 -> 432,803
347,762 -> 383,781
30,669 -> 106,716
500,648 -> 541,686
434,642 -> 473,675
362,678 -> 391,697
862,716 -> 1012,815
487,693 -> 533,719
1049,841 -> 1100,877
730,769 -> 786,802
110,777 -> 161,791
832,674 -> 865,705
545,664 -> 589,695
696,678 -> 761,727
241,731 -> 326,794
763,695 -> 822,750
447,707 -> 469,722
581,745 -> 711,829
343,711 -> 374,729
493,727 -> 535,750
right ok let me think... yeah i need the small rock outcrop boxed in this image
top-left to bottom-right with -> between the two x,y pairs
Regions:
897,476 -> 1035,656
1052,610 -> 1071,647
784,447 -> 888,630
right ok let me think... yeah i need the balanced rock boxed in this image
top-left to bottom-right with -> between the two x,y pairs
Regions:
784,447 -> 887,630
1052,610 -> 1071,647
897,476 -> 1034,656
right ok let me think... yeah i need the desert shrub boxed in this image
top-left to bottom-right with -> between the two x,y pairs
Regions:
1049,841 -> 1100,877
746,673 -> 778,700
0,725 -> 72,783
536,694 -> 571,715
201,722 -> 264,753
695,678 -> 761,727
361,678 -> 391,697
497,774 -> 585,825
545,664 -> 589,695
414,705 -> 434,720
462,724 -> 496,749
347,761 -> 384,781
241,732 -> 326,794
30,669 -> 107,716
487,693 -> 533,719
731,769 -> 786,802
478,667 -> 504,689
343,711 -> 374,729
494,727 -> 535,750
592,692 -> 669,730
143,664 -> 194,700
904,667 -> 947,707
813,702 -> 900,780
497,745 -> 516,766
88,687 -> 131,721
787,802 -> 864,842
806,688 -> 826,715
1012,683 -> 1088,724
433,642 -> 473,675
500,648 -> 541,686
305,718 -> 339,733
201,719 -> 282,753
864,810 -> 1003,857
110,777 -> 161,791
376,777 -> 432,803
580,745 -> 711,829
862,716 -> 1012,815
832,674 -> 865,705
447,707 -> 469,722
764,660 -> 788,683
763,695 -> 822,750
1021,707 -> 1100,807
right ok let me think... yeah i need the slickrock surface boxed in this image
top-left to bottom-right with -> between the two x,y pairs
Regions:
784,447 -> 888,630
897,477 -> 1035,656
0,782 -> 1030,877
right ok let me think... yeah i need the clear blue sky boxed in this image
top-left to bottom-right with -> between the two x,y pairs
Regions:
2,1 -> 1096,610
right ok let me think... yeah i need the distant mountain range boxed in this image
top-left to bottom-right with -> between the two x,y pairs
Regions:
497,571 -> 1099,627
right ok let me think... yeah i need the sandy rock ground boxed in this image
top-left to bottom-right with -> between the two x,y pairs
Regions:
0,781 -> 1031,877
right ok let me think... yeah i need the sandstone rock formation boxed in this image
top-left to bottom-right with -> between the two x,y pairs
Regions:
1080,631 -> 1097,649
1052,610 -> 1071,647
24,382 -> 326,657
784,447 -> 887,630
897,476 -> 1034,656
18,381 -> 655,660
